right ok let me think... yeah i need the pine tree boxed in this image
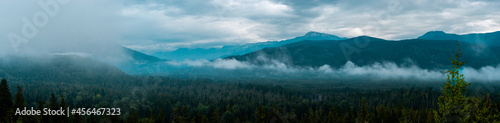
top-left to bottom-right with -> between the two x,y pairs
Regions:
181,106 -> 190,122
468,95 -> 500,122
326,107 -> 342,123
373,105 -> 387,123
193,111 -> 203,123
0,79 -> 13,122
49,93 -> 58,123
211,107 -> 220,123
255,105 -> 266,123
72,113 -> 82,123
172,107 -> 182,123
427,109 -> 435,123
358,98 -> 369,123
50,93 -> 58,109
37,99 -> 49,123
147,108 -> 155,123
13,85 -> 25,122
172,106 -> 190,123
155,109 -> 166,123
434,42 -> 471,123
127,108 -> 139,123
59,95 -> 68,123
13,85 -> 25,108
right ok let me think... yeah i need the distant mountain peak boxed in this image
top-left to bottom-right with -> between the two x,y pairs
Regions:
419,31 -> 457,37
424,31 -> 446,34
304,31 -> 326,37
351,35 -> 384,40
417,31 -> 461,41
298,31 -> 346,41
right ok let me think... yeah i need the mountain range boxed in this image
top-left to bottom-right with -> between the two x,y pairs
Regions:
151,31 -> 347,61
1,30 -> 499,78
226,31 -> 500,70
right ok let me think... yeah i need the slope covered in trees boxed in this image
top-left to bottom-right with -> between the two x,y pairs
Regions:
226,36 -> 500,70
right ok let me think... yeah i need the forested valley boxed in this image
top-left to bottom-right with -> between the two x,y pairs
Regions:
0,46 -> 499,123
1,75 -> 499,123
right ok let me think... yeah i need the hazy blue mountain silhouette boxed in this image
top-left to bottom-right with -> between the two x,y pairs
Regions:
123,47 -> 165,63
418,31 -> 500,46
151,31 -> 347,61
226,36 -> 500,70
117,47 -> 170,74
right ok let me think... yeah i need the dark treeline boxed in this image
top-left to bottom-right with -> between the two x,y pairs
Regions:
0,77 -> 499,123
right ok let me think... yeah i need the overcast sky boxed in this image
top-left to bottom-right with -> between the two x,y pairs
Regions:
1,0 -> 499,54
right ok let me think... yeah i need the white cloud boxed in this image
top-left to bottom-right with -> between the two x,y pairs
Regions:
164,57 -> 500,82
212,0 -> 294,17
212,58 -> 253,69
120,3 -> 274,52
52,52 -> 92,58
463,65 -> 500,82
166,58 -> 253,70
463,19 -> 500,34
335,61 -> 444,80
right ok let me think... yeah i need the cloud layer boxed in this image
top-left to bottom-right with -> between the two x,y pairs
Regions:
2,0 -> 499,54
120,0 -> 500,53
164,58 -> 500,82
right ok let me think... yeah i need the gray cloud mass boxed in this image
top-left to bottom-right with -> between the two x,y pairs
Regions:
1,0 -> 499,53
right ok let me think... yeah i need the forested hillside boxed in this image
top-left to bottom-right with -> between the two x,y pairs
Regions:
226,36 -> 500,70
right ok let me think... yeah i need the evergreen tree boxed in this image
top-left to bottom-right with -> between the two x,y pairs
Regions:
49,93 -> 58,123
13,85 -> 25,122
478,95 -> 500,122
37,99 -> 49,123
127,108 -> 139,123
147,108 -> 155,123
427,109 -> 435,123
155,109 -> 166,123
373,105 -> 388,123
255,105 -> 266,123
0,79 -> 13,122
467,95 -> 500,122
434,42 -> 471,123
211,107 -> 220,123
326,107 -> 341,123
50,93 -> 58,109
172,107 -> 182,123
358,98 -> 369,123
193,111 -> 203,123
72,113 -> 82,123
59,95 -> 68,123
